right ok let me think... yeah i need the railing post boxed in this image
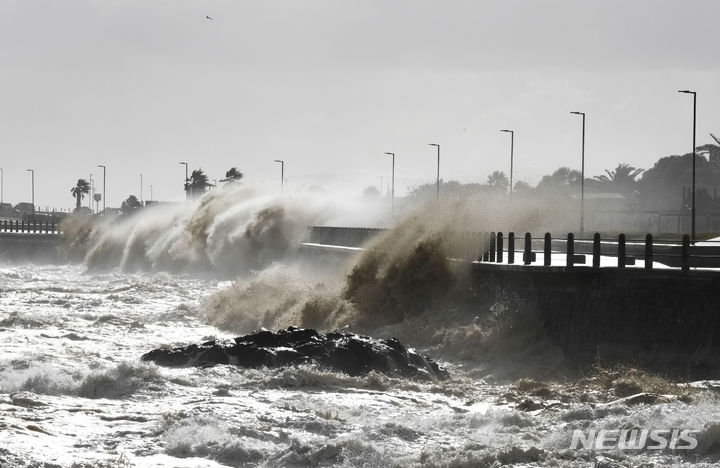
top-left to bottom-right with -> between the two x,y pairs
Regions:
566,233 -> 574,267
593,233 -> 601,268
496,232 -> 504,263
645,234 -> 653,270
508,232 -> 515,264
618,233 -> 626,268
544,233 -> 551,266
51,221 -> 55,234
489,232 -> 496,262
482,233 -> 489,261
523,232 -> 532,265
682,234 -> 690,273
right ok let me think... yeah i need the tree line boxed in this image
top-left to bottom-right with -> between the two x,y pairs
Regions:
400,144 -> 720,214
70,167 -> 244,215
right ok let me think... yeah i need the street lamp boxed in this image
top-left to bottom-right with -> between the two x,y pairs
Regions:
150,184 -> 153,202
26,169 -> 35,212
570,111 -> 586,235
274,160 -> 284,191
0,168 -> 3,204
384,152 -> 395,213
179,162 -> 189,200
140,174 -> 143,204
97,165 -> 106,214
500,129 -> 514,194
429,143 -> 440,200
679,90 -> 697,242
89,174 -> 93,212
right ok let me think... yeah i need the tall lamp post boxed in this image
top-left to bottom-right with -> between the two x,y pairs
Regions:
97,164 -> 106,214
679,90 -> 697,242
179,162 -> 189,200
88,174 -> 93,212
26,169 -> 35,213
274,160 -> 284,191
500,129 -> 514,194
570,111 -> 586,235
140,174 -> 143,204
384,152 -> 395,214
428,143 -> 440,200
150,185 -> 153,202
0,168 -> 3,204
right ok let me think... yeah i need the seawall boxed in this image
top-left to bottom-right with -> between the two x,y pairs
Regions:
0,233 -> 62,263
472,264 -> 720,375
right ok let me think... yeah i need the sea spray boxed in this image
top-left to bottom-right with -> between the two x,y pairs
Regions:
72,183 -> 379,275
199,195 -> 571,378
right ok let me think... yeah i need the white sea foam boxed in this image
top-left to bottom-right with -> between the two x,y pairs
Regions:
0,361 -> 165,398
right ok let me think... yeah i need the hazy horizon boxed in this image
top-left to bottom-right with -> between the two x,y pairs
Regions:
1,0 -> 719,209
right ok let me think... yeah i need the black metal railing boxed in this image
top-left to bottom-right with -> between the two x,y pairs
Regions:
481,231 -> 720,271
0,220 -> 60,234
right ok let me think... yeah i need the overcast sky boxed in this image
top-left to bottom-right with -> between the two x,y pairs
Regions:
1,0 -> 719,209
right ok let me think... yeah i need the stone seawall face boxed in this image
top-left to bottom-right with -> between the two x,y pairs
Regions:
0,233 -> 62,263
473,264 -> 720,375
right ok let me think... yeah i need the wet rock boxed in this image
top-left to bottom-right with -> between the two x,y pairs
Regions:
142,326 -> 449,381
517,398 -> 543,412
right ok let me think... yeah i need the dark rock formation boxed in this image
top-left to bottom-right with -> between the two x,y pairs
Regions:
142,326 -> 448,381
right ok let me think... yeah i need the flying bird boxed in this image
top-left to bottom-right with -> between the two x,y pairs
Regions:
205,15 -> 213,20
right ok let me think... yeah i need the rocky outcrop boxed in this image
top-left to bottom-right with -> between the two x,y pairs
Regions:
142,326 -> 448,381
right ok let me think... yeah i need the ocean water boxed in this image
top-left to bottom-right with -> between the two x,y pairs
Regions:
3,189 -> 720,467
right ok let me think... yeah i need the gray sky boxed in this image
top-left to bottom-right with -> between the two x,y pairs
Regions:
1,0 -> 719,209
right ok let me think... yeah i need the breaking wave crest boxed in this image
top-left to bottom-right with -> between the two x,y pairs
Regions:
77,184 -> 375,276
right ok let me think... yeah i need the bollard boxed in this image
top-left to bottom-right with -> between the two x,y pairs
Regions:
523,232 -> 532,265
508,232 -> 515,264
593,233 -> 601,268
566,233 -> 574,267
497,232 -> 504,263
618,233 -> 626,268
489,232 -> 496,262
544,233 -> 551,266
681,234 -> 690,273
645,234 -> 653,270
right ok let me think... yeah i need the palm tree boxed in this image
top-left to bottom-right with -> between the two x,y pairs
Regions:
70,179 -> 91,212
594,163 -> 643,195
220,167 -> 243,183
188,169 -> 210,198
